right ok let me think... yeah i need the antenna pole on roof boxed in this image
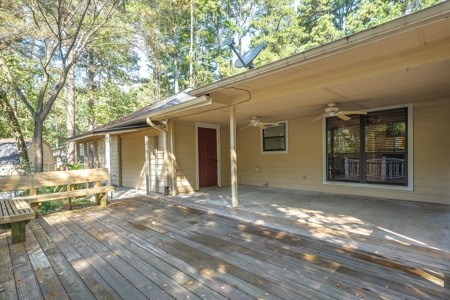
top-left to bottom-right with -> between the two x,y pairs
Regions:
226,38 -> 253,69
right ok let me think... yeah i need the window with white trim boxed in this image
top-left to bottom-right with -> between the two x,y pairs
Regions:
326,108 -> 407,185
261,122 -> 288,153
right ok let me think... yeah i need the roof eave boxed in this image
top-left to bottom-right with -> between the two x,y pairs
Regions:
98,95 -> 211,130
67,95 -> 211,142
189,1 -> 450,97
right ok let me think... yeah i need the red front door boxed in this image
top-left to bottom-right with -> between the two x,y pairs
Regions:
198,127 -> 217,187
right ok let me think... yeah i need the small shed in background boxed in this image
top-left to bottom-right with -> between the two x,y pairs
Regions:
0,138 -> 55,174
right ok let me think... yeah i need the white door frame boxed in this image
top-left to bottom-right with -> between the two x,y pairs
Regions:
195,123 -> 221,190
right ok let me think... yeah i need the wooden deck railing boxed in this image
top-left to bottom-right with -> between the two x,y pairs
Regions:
344,156 -> 405,180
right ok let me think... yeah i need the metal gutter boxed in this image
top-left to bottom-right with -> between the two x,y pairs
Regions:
189,1 -> 450,97
67,126 -> 148,142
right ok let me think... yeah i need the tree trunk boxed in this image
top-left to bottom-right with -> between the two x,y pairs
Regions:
189,0 -> 193,87
173,28 -> 179,94
33,118 -> 44,172
0,91 -> 29,165
87,51 -> 96,131
66,62 -> 76,163
152,55 -> 160,102
87,50 -> 96,169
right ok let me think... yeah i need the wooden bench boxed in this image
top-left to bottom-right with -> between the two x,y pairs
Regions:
0,199 -> 35,243
0,168 -> 115,218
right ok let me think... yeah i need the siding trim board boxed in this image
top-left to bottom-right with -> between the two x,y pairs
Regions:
195,123 -> 222,190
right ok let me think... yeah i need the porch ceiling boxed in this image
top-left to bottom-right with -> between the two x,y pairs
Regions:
177,57 -> 450,127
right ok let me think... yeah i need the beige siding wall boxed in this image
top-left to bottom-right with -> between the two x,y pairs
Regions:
412,100 -> 450,203
174,121 -> 196,193
238,100 -> 450,205
221,126 -> 231,187
173,120 -> 231,194
238,118 -> 323,190
120,128 -> 165,191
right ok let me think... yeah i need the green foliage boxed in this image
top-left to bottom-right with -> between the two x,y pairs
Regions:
66,162 -> 83,170
38,198 -> 94,213
39,200 -> 63,213
386,122 -> 406,137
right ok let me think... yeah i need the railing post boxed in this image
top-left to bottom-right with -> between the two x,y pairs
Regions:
30,188 -> 38,218
67,184 -> 72,210
344,157 -> 348,179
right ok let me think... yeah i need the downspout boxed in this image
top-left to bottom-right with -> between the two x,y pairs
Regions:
147,118 -> 170,196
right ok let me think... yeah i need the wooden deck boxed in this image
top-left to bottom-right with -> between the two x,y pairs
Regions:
0,196 -> 449,299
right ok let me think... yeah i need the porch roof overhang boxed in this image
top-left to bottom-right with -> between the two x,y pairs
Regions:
68,94 -> 212,143
178,2 -> 450,128
67,124 -> 150,142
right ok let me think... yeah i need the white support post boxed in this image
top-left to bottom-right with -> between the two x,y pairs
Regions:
154,136 -> 159,193
105,134 -> 111,201
230,107 -> 238,208
145,136 -> 150,195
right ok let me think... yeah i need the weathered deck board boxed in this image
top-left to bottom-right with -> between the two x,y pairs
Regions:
191,216 -> 449,299
0,196 -> 449,300
177,199 -> 450,268
96,198 -> 445,299
63,213 -> 219,300
101,199 -> 449,297
79,209 -> 255,300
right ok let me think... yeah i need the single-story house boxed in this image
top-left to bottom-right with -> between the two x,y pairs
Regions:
0,138 -> 55,174
69,2 -> 450,205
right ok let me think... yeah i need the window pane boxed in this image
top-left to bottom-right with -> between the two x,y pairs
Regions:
365,108 -> 406,152
264,137 -> 285,151
327,117 -> 360,153
366,154 -> 406,185
264,124 -> 284,137
328,153 -> 361,182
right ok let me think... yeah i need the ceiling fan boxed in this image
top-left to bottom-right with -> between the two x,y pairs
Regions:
312,103 -> 367,121
240,116 -> 279,130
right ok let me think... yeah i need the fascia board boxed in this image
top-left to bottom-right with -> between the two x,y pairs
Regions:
67,128 -> 145,142
67,133 -> 95,142
147,95 -> 211,119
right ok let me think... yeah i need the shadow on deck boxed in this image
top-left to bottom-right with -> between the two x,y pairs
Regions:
1,195 -> 449,299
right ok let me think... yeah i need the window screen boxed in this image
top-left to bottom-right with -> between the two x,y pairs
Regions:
326,108 -> 407,186
262,123 -> 286,152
